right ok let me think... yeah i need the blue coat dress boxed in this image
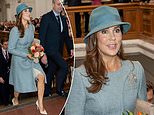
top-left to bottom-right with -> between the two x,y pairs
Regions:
65,60 -> 147,115
8,24 -> 46,93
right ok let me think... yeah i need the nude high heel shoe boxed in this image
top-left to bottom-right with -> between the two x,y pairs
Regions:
12,98 -> 19,106
36,100 -> 47,115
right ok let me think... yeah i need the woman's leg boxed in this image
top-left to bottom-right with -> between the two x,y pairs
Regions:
37,74 -> 46,111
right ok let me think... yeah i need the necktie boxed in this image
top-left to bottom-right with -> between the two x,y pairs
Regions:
56,16 -> 61,31
5,50 -> 9,61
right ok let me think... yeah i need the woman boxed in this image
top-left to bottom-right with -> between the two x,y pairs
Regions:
8,3 -> 47,114
65,6 -> 147,115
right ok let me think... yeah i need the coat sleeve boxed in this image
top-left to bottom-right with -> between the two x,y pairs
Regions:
0,53 -> 4,77
8,27 -> 27,57
137,62 -> 147,101
39,15 -> 48,48
65,68 -> 86,115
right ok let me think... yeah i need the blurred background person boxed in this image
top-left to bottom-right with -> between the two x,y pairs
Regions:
92,0 -> 101,5
67,0 -> 82,38
0,37 -> 12,106
146,80 -> 154,103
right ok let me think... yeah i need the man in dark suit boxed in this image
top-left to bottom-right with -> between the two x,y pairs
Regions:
0,37 -> 12,105
39,0 -> 74,97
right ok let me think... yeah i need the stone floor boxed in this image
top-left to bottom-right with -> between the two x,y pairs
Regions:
0,94 -> 65,115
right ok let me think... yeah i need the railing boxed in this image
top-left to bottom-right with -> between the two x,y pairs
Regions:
65,3 -> 154,43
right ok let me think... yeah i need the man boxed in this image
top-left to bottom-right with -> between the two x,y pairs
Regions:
39,0 -> 74,97
0,37 -> 12,105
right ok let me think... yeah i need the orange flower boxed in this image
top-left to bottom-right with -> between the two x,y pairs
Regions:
137,112 -> 142,115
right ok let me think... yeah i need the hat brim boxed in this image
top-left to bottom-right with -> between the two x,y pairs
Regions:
84,21 -> 131,43
17,6 -> 32,15
28,7 -> 32,13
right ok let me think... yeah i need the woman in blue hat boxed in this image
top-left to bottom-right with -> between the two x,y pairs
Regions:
8,3 -> 47,114
65,6 -> 147,115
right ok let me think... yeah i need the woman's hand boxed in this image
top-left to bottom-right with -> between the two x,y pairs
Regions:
0,77 -> 4,84
70,49 -> 74,58
41,54 -> 47,65
27,54 -> 33,59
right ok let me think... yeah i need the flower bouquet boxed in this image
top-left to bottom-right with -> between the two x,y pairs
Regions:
122,110 -> 148,115
29,41 -> 44,63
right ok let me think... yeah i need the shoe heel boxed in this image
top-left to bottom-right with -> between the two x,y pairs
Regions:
12,98 -> 15,105
40,110 -> 47,115
36,100 -> 47,114
12,98 -> 19,106
36,100 -> 39,110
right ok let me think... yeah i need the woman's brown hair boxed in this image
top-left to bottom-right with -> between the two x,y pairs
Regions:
84,26 -> 124,93
16,12 -> 29,38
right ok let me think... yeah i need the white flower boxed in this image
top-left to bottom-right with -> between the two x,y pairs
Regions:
34,52 -> 40,58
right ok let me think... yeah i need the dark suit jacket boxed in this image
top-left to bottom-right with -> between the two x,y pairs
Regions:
39,11 -> 73,56
0,47 -> 11,84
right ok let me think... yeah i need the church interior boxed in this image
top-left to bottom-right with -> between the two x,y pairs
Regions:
0,0 -> 154,115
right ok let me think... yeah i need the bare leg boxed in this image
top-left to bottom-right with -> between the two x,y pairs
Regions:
12,91 -> 19,105
37,74 -> 46,112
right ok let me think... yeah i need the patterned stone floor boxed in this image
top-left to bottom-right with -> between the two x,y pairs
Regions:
0,94 -> 65,115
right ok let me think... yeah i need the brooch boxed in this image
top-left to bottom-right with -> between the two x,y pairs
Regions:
128,72 -> 137,85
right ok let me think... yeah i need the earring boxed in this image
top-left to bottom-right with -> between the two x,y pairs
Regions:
94,41 -> 96,45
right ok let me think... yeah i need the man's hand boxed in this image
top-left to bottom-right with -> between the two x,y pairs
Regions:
70,49 -> 74,58
0,77 -> 4,84
41,54 -> 48,65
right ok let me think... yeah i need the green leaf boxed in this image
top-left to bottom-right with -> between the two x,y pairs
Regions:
126,110 -> 134,115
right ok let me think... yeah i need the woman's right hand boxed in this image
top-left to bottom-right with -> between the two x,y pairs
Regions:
27,54 -> 33,60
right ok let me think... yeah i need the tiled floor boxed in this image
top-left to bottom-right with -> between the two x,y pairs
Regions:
0,95 -> 66,115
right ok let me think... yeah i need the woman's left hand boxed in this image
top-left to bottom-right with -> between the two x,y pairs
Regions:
70,49 -> 74,58
0,77 -> 4,84
41,54 -> 47,65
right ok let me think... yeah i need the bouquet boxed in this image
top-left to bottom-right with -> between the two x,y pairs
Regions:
122,110 -> 148,115
29,41 -> 44,63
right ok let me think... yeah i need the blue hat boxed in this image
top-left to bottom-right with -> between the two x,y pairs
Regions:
84,6 -> 131,43
16,3 -> 32,15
